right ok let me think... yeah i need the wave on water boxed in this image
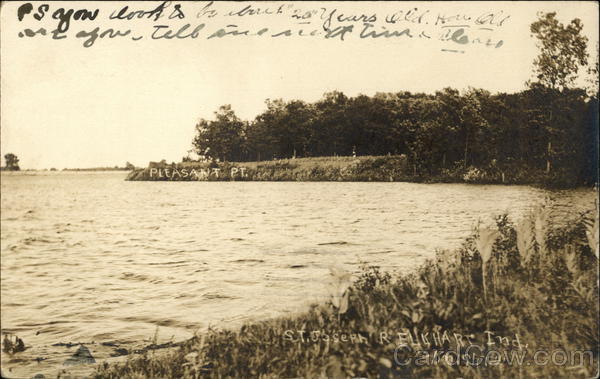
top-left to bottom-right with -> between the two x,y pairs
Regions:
317,241 -> 351,246
230,258 -> 265,263
202,292 -> 240,300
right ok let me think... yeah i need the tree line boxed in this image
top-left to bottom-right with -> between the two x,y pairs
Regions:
190,12 -> 598,185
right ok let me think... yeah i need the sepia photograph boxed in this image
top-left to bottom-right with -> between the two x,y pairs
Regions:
1,1 -> 598,378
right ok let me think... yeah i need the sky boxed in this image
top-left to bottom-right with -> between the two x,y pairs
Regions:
1,1 -> 598,169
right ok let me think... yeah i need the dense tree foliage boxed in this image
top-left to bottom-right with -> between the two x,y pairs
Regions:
191,88 -> 597,185
3,153 -> 20,171
192,105 -> 246,162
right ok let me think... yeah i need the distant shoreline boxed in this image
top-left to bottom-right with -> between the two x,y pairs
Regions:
62,167 -> 132,172
1,168 -> 132,172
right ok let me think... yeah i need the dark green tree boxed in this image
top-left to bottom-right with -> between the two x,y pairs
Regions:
4,153 -> 20,171
530,12 -> 589,91
192,105 -> 245,162
309,91 -> 348,156
529,12 -> 589,174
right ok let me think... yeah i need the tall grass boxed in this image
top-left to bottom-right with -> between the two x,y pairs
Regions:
94,203 -> 599,378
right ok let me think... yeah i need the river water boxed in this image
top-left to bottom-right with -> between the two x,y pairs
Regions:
0,171 -> 595,377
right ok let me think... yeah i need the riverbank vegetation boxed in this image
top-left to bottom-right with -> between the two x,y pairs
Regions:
93,202 -> 599,378
126,154 -> 584,187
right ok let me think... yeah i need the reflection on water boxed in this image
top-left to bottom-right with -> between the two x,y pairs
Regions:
0,171 -> 594,377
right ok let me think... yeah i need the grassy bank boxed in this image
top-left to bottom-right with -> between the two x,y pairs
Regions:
94,203 -> 599,378
126,155 -> 586,187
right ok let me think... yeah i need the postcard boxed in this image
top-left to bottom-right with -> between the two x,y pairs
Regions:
1,1 -> 598,378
